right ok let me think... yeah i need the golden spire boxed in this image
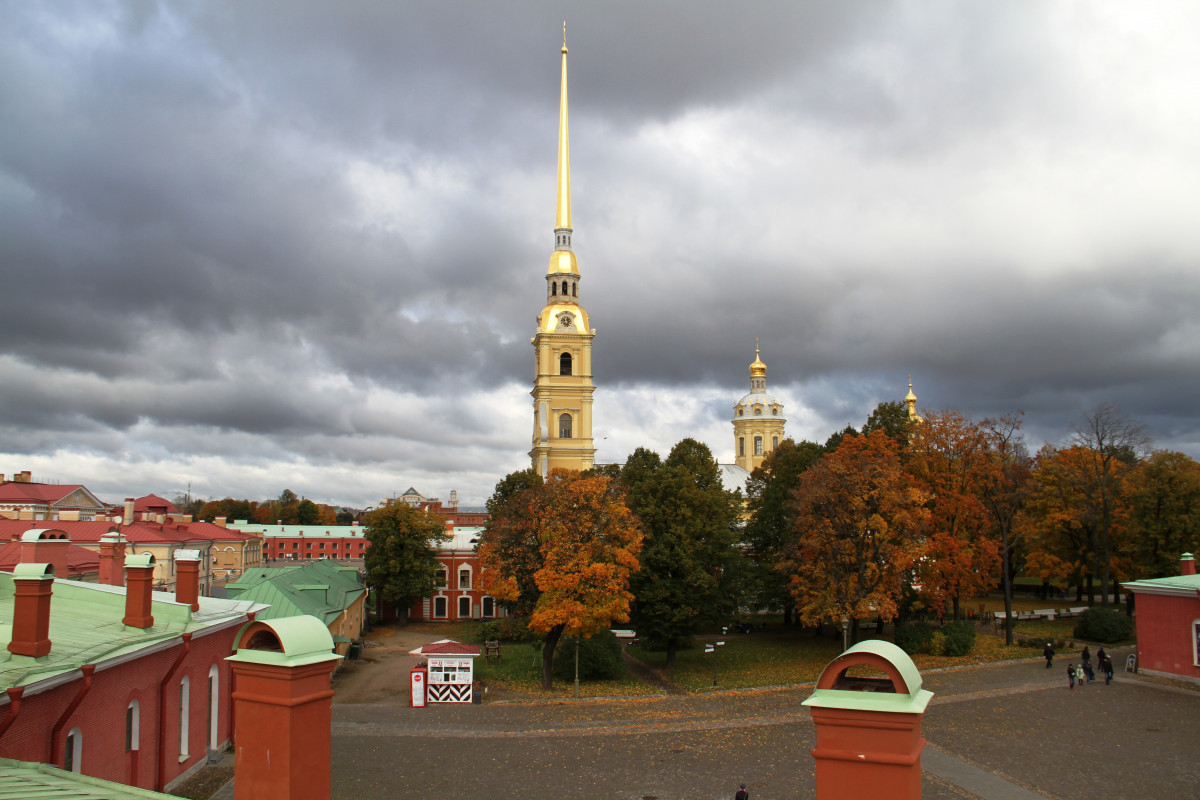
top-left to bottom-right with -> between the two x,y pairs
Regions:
905,375 -> 921,421
750,339 -> 767,378
555,21 -> 571,232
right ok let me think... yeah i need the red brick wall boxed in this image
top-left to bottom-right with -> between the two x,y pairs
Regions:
0,622 -> 242,791
1135,593 -> 1200,679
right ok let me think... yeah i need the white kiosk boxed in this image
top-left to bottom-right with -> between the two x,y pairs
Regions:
412,640 -> 481,703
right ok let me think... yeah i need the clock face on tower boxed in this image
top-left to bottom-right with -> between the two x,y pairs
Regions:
557,313 -> 574,330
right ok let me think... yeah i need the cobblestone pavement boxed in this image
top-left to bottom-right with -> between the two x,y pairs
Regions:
327,646 -> 1199,800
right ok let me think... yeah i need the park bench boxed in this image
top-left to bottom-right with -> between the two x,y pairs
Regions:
484,640 -> 502,663
1033,609 -> 1057,620
1069,606 -> 1088,617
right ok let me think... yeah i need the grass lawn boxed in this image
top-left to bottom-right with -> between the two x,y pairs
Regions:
473,639 -> 659,698
629,627 -> 1036,693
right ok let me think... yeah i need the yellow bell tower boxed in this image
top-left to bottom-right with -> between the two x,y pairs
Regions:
732,341 -> 786,472
530,27 -> 596,478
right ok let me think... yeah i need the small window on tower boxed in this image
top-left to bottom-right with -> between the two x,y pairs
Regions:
562,280 -> 568,295
572,283 -> 577,296
773,436 -> 779,450
755,436 -> 763,456
559,413 -> 573,439
739,437 -> 745,456
560,352 -> 572,375
551,282 -> 557,295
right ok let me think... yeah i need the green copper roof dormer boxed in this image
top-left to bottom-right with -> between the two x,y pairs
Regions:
226,615 -> 342,668
802,639 -> 933,715
11,562 -> 53,579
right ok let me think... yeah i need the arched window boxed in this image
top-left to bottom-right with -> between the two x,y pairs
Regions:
561,280 -> 568,295
572,283 -> 577,297
738,437 -> 745,457
65,727 -> 82,773
754,436 -> 763,456
125,699 -> 140,753
207,665 -> 220,752
179,676 -> 191,758
560,352 -> 572,375
551,282 -> 557,296
559,413 -> 573,439
772,436 -> 779,450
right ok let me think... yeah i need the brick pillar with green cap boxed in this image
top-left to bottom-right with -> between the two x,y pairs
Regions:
226,616 -> 342,800
802,640 -> 933,800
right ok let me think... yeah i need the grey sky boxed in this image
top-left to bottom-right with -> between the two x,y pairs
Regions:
2,2 -> 1197,507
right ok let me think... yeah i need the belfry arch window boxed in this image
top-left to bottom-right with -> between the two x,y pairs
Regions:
754,436 -> 763,456
559,413 -> 573,439
561,280 -> 568,295
560,352 -> 572,375
551,282 -> 557,296
572,283 -> 577,297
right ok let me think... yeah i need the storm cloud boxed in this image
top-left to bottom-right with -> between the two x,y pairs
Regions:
2,2 -> 1197,507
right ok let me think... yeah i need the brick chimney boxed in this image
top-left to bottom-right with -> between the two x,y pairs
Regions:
226,617 -> 342,800
20,529 -> 70,580
123,554 -> 156,629
1182,553 -> 1196,576
7,562 -> 55,657
214,516 -> 228,528
99,531 -> 127,587
175,549 -> 202,612
123,497 -> 135,524
16,470 -> 31,483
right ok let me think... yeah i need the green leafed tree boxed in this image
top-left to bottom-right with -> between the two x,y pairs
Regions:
621,440 -> 743,667
744,438 -> 827,624
363,503 -> 449,614
1122,451 -> 1200,579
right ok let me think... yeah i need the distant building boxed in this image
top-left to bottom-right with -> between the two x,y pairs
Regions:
732,344 -> 787,474
224,561 -> 366,656
229,521 -> 371,563
386,488 -> 488,527
406,526 -> 504,622
0,471 -> 108,521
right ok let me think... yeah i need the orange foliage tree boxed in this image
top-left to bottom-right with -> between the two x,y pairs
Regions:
784,431 -> 929,644
907,410 -> 1000,619
478,469 -> 643,689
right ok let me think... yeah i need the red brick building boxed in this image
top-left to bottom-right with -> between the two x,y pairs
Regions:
1125,553 -> 1200,683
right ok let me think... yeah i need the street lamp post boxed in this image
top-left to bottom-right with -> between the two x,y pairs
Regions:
706,640 -> 725,687
841,616 -> 850,651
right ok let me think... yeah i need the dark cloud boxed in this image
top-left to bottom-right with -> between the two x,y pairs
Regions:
0,1 -> 1196,506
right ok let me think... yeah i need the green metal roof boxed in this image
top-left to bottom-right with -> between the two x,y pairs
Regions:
224,561 -> 364,625
1,573 -> 266,692
0,757 -> 177,799
1124,573 -> 1200,594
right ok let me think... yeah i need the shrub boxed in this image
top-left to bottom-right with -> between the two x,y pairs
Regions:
1074,607 -> 1134,644
926,631 -> 947,656
940,621 -> 976,656
895,621 -> 935,655
552,629 -> 624,681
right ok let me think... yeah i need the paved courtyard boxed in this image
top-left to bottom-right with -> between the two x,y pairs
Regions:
326,637 -> 1199,800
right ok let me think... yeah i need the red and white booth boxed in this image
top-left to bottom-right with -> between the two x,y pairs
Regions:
410,640 -> 482,703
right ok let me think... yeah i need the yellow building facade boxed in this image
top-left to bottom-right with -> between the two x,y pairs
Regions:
530,34 -> 596,477
732,344 -> 786,472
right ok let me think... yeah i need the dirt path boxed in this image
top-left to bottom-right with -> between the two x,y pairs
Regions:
621,647 -> 685,694
332,623 -> 449,704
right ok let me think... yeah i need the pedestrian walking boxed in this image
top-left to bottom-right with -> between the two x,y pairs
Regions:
1044,642 -> 1055,668
1067,664 -> 1076,689
735,783 -> 749,800
1102,656 -> 1114,685
1077,664 -> 1087,687
1083,660 -> 1095,683
1081,646 -> 1091,666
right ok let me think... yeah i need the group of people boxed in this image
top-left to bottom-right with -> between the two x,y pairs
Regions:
1066,646 -> 1114,689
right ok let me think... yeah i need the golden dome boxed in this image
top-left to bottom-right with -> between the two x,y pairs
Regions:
547,249 -> 579,276
538,302 -> 591,334
749,341 -> 766,378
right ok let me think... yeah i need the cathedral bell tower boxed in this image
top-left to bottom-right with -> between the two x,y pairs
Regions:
530,27 -> 596,478
732,342 -> 786,472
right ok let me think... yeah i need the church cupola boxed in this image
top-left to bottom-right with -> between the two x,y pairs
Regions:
733,340 -> 786,471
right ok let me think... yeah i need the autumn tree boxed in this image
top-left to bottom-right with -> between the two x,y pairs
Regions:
743,438 -> 827,624
979,414 -> 1033,644
478,469 -> 643,689
1069,403 -> 1150,604
784,431 -> 929,643
863,400 -> 917,448
1122,451 -> 1200,578
907,410 -> 999,620
197,498 -> 256,523
363,502 -> 449,613
296,499 -> 320,525
622,440 -> 743,667
1023,445 -> 1103,602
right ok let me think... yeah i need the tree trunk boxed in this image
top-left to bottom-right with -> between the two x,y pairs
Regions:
952,595 -> 961,621
1002,545 -> 1015,645
783,604 -> 793,626
540,624 -> 564,691
665,639 -> 678,669
1086,575 -> 1095,606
